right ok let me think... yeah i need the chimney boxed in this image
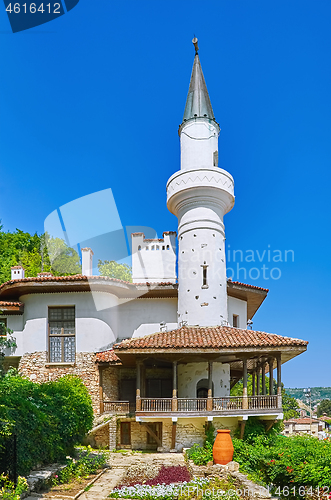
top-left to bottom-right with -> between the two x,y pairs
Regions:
81,247 -> 94,276
11,266 -> 25,280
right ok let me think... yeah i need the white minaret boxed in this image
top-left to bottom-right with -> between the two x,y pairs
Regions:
167,38 -> 235,327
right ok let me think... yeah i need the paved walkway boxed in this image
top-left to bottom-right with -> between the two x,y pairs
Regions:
25,452 -> 185,500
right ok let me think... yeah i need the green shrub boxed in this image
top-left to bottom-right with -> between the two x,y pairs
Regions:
186,442 -> 213,465
233,434 -> 331,494
0,474 -> 28,500
0,372 -> 94,475
53,447 -> 107,485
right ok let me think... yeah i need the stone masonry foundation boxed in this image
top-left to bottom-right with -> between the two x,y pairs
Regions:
19,351 -> 101,413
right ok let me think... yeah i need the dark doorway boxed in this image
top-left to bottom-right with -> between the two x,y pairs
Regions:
120,379 -> 136,406
146,422 -> 162,448
196,378 -> 214,398
120,422 -> 131,445
146,379 -> 172,398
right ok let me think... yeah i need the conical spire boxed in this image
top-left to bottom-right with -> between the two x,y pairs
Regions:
182,38 -> 215,122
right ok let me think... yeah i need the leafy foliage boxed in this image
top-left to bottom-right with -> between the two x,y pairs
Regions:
186,442 -> 213,465
231,374 -> 277,396
317,399 -> 331,417
233,432 -> 331,494
0,372 -> 94,475
0,474 -> 28,500
282,391 -> 300,420
286,387 -> 331,406
185,422 -> 215,465
98,260 -> 132,282
0,320 -> 16,377
0,222 -> 81,284
52,447 -> 107,485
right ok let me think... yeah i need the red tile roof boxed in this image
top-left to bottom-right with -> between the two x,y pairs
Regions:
95,349 -> 121,364
114,326 -> 308,351
0,274 -> 175,288
230,281 -> 269,292
0,301 -> 24,307
284,418 -> 320,424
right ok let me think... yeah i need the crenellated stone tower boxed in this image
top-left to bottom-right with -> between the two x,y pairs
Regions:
167,38 -> 235,327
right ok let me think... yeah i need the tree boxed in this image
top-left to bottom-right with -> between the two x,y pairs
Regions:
98,259 -> 132,282
317,399 -> 331,417
0,318 -> 16,377
45,237 -> 81,276
282,391 -> 300,420
0,222 -> 81,284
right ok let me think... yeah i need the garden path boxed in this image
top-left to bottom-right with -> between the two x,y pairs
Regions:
24,451 -> 185,500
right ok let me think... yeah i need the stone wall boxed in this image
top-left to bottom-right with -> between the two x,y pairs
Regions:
93,424 -> 109,448
176,419 -> 205,450
115,418 -> 173,451
101,366 -> 119,401
19,351 -> 101,413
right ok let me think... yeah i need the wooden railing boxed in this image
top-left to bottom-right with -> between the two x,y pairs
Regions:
248,395 -> 278,409
212,396 -> 243,410
177,398 -> 207,412
137,395 -> 280,413
103,401 -> 130,413
140,398 -> 172,412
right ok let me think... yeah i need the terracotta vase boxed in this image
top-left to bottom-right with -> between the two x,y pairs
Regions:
213,429 -> 234,465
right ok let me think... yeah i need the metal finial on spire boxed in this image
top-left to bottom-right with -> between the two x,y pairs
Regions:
192,37 -> 199,54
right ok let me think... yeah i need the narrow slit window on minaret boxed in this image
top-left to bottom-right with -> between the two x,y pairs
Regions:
213,151 -> 218,167
202,266 -> 208,288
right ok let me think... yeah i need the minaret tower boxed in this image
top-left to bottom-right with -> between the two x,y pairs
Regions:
167,38 -> 235,327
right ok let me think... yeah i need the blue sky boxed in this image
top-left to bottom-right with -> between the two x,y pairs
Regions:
0,0 -> 330,387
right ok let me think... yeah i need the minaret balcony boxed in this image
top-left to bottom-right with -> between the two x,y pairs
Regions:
167,166 -> 235,217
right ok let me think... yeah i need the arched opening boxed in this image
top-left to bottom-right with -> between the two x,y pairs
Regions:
196,378 -> 213,398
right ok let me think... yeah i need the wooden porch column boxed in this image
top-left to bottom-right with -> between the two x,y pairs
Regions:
252,370 -> 256,396
269,358 -> 274,396
99,367 -> 104,414
172,361 -> 178,412
136,361 -> 142,411
171,421 -> 177,449
207,361 -> 213,411
277,354 -> 282,408
256,364 -> 260,395
242,358 -> 248,409
262,360 -> 266,395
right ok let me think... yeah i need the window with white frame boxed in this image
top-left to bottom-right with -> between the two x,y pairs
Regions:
48,307 -> 75,362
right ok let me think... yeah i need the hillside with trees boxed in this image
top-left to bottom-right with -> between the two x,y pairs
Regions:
285,387 -> 331,406
0,222 -> 81,284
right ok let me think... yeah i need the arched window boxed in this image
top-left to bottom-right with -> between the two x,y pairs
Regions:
138,245 -> 141,251
196,378 -> 213,398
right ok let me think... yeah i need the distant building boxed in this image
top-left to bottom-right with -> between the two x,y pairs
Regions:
283,418 -> 327,439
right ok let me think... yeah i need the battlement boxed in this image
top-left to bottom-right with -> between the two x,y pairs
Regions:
131,232 -> 177,284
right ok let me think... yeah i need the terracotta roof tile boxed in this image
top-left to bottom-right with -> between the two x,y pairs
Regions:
114,326 -> 308,351
0,275 -> 175,289
284,418 -> 320,424
95,349 -> 121,364
230,281 -> 269,292
0,301 -> 24,307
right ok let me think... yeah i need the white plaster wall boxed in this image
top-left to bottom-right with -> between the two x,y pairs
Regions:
8,292 -> 117,357
180,120 -> 219,171
118,298 -> 177,339
132,233 -> 177,283
133,323 -> 178,338
177,222 -> 228,327
178,362 -> 230,398
227,296 -> 247,328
